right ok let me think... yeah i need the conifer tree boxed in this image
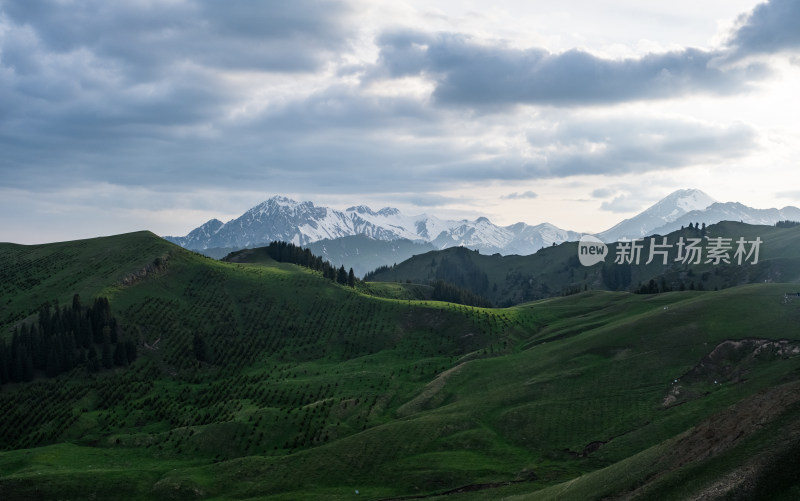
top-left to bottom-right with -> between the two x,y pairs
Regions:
87,346 -> 100,373
0,341 -> 9,384
46,347 -> 60,377
101,335 -> 113,370
12,349 -> 25,383
124,340 -> 137,363
22,349 -> 34,382
113,342 -> 128,366
193,333 -> 210,363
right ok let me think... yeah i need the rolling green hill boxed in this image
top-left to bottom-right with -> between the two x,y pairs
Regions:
365,221 -> 800,306
2,231 -> 800,499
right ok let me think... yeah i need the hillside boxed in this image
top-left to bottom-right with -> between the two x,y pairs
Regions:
187,235 -> 437,274
305,235 -> 436,277
366,221 -> 800,306
0,232 -> 176,328
2,232 -> 800,499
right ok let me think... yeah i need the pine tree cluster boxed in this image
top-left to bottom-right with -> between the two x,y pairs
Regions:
430,280 -> 493,308
263,241 -> 357,288
0,295 -> 136,385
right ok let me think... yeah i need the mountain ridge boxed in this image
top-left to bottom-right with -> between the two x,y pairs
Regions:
597,188 -> 716,242
165,190 -> 800,262
165,196 -> 583,256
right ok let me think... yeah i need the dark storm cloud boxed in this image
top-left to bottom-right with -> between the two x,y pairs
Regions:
367,0 -> 800,110
0,0 -> 354,166
247,85 -> 436,133
0,0 -> 787,205
0,0 -> 356,190
370,30 -> 765,108
727,0 -> 800,56
2,0 -> 354,74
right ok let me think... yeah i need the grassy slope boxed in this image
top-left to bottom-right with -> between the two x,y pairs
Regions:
1,232 -> 800,499
0,231 -> 176,329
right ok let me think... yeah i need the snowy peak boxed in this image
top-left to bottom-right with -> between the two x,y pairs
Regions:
259,195 -> 301,211
641,189 -> 715,222
377,207 -> 400,217
165,218 -> 223,248
673,189 -> 716,213
595,189 -> 800,242
164,189 -> 794,257
346,205 -> 378,216
165,196 -> 579,255
598,189 -> 716,242
650,202 -> 800,236
200,219 -> 224,233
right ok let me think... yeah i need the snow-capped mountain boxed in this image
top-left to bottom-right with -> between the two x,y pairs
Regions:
597,189 -> 716,243
172,218 -> 225,250
650,202 -> 800,236
165,196 -> 581,256
165,190 -> 800,264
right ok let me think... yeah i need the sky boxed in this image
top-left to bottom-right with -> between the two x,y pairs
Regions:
1,0 -> 800,244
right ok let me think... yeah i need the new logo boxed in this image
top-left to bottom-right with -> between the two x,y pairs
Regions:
578,234 -> 608,266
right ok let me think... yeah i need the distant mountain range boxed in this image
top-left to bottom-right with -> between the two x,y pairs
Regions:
164,196 -> 582,265
164,189 -> 800,275
597,189 -> 800,242
365,221 -> 800,306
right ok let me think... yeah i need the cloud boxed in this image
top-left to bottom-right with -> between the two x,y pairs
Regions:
600,195 -> 644,213
0,14 -> 761,200
369,0 -> 800,111
775,190 -> 800,203
727,0 -> 800,57
370,30 -> 766,108
0,1 -> 769,197
0,0 -> 358,153
2,0 -> 355,75
502,191 -> 538,200
591,188 -> 614,198
0,0 -> 358,192
529,118 -> 757,178
428,116 -> 757,182
402,193 -> 465,207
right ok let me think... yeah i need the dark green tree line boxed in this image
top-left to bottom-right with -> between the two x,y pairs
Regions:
257,241 -> 357,288
0,294 -> 137,385
431,280 -> 493,308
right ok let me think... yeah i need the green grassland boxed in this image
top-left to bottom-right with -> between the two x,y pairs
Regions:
2,230 -> 800,499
